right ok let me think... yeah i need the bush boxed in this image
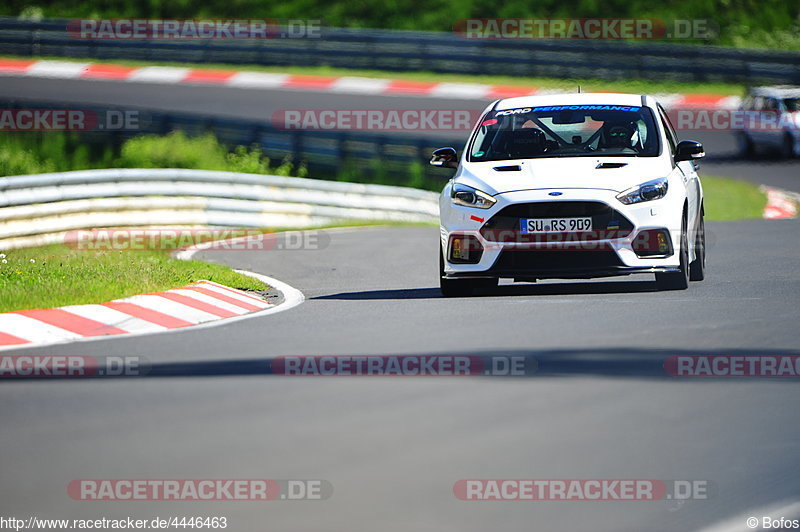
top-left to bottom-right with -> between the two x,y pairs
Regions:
0,130 -> 299,177
0,132 -> 115,175
118,131 -> 230,170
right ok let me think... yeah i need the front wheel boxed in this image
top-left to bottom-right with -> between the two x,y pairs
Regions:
689,213 -> 706,281
655,217 -> 690,291
781,133 -> 797,159
737,132 -> 755,159
440,277 -> 476,298
439,247 -> 497,297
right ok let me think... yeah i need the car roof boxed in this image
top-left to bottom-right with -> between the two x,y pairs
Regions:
748,85 -> 800,98
495,92 -> 648,110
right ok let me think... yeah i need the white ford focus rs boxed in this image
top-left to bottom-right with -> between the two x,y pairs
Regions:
432,93 -> 706,297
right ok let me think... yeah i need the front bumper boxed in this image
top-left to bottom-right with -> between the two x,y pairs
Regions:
440,188 -> 684,279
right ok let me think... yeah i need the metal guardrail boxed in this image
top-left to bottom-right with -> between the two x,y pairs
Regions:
0,168 -> 440,249
1,17 -> 799,84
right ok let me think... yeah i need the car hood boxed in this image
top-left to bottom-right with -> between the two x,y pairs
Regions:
455,157 -> 670,195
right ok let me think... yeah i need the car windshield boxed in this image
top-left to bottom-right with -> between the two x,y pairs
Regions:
469,104 -> 660,161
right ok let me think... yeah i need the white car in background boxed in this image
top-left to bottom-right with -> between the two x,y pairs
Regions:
432,93 -> 706,297
737,85 -> 800,158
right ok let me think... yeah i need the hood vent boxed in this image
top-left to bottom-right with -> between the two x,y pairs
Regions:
595,162 -> 628,169
493,165 -> 522,172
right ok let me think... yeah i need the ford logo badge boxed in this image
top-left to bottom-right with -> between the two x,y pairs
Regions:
548,191 -> 563,196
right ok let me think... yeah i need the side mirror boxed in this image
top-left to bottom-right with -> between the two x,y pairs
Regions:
430,147 -> 458,169
675,140 -> 705,162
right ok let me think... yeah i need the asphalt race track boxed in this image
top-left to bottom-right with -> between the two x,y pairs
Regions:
1,76 -> 800,531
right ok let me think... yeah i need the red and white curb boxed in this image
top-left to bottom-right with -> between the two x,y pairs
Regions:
0,279 -> 258,350
762,186 -> 799,219
0,268 -> 304,351
0,58 -> 740,108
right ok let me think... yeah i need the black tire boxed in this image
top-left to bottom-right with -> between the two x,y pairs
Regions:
689,212 -> 706,282
781,134 -> 796,159
439,247 -> 474,297
438,246 -> 497,297
655,216 -> 690,291
440,277 -> 476,297
472,277 -> 499,292
737,132 -> 755,159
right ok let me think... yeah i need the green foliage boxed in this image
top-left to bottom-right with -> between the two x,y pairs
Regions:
0,130 -> 300,177
406,160 -> 427,190
118,131 -> 230,169
0,132 -> 113,175
0,143 -> 56,175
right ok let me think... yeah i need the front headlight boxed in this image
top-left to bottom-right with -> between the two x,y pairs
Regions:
616,177 -> 669,205
451,184 -> 496,209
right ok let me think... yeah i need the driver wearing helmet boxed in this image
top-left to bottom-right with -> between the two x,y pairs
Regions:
505,127 -> 546,159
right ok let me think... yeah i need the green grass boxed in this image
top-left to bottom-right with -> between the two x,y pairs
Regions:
0,243 -> 267,313
702,175 -> 768,221
2,54 -> 747,96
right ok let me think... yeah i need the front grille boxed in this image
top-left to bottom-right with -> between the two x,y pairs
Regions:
490,249 -> 625,275
480,201 -> 634,243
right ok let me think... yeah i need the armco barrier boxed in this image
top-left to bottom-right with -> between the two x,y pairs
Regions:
0,168 -> 440,250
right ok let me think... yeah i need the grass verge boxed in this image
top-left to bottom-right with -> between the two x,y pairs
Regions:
0,244 -> 267,313
702,175 -> 767,221
1,54 -> 746,96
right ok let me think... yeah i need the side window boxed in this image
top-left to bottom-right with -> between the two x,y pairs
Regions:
657,105 -> 677,154
753,97 -> 765,111
764,98 -> 780,112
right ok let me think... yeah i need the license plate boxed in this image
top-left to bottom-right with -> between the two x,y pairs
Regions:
520,217 -> 592,233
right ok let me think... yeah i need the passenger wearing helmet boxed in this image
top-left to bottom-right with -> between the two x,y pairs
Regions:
600,121 -> 638,150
